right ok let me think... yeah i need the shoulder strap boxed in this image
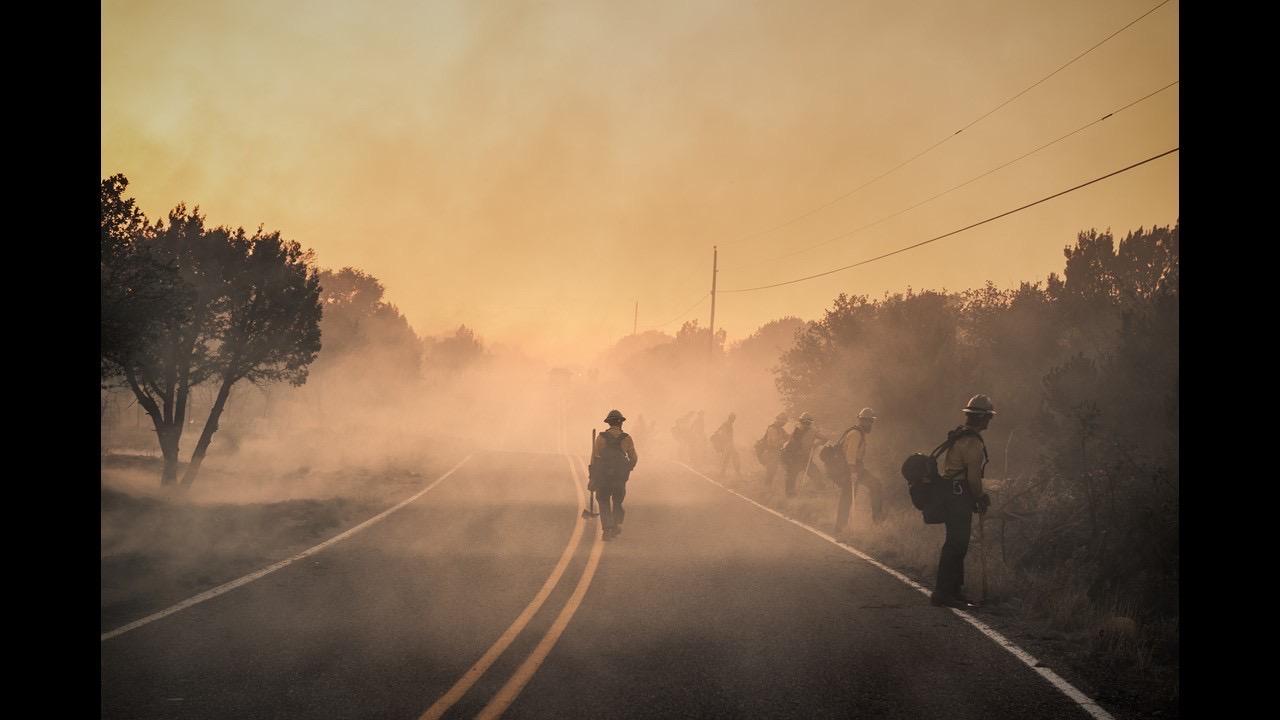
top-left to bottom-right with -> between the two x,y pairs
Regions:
929,426 -> 969,459
933,426 -> 987,459
836,426 -> 858,448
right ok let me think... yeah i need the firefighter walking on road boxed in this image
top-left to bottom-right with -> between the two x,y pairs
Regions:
590,409 -> 639,542
931,395 -> 995,609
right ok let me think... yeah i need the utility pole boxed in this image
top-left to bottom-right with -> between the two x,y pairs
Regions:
633,301 -> 638,336
708,245 -> 718,356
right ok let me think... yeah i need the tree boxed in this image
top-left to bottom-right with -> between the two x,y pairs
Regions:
103,199 -> 231,484
100,175 -> 186,389
316,267 -> 388,358
180,228 -> 322,486
100,175 -> 323,486
727,317 -> 805,372
313,267 -> 422,382
674,318 -> 726,357
425,325 -> 487,374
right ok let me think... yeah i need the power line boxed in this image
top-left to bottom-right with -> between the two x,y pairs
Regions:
963,0 -> 1173,130
720,147 -> 1178,294
732,79 -> 1178,270
643,292 -> 710,330
724,0 -> 1174,248
666,262 -> 709,296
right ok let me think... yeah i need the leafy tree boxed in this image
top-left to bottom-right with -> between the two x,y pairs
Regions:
314,267 -> 422,383
727,316 -> 804,373
598,329 -> 672,368
424,325 -> 487,374
1029,223 -> 1179,612
103,200 -> 232,484
100,175 -> 323,486
673,318 -> 726,357
180,228 -> 322,486
100,175 -> 186,388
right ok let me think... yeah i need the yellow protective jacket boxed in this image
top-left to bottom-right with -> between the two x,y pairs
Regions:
842,427 -> 867,481
942,431 -> 987,497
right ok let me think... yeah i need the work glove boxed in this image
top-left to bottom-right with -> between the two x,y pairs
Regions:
974,493 -> 991,515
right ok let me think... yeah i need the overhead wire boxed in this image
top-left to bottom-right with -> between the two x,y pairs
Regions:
722,0 -> 1175,248
731,79 -> 1179,270
642,292 -> 711,330
720,147 -> 1179,294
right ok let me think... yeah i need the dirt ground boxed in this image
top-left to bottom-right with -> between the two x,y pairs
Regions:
100,452 -> 464,632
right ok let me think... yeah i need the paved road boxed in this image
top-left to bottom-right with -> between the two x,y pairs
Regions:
101,415 -> 1097,719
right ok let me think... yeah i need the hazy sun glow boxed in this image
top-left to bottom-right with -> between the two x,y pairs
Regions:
102,0 -> 1178,362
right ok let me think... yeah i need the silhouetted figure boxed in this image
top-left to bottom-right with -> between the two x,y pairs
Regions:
835,407 -> 878,533
756,412 -> 789,486
781,412 -> 819,497
932,395 -> 995,609
711,413 -> 741,479
591,409 -> 639,541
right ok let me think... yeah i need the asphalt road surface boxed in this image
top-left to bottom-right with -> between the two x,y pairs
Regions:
101,417 -> 1100,719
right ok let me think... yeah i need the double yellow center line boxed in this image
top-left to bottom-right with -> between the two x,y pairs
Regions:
420,404 -> 604,719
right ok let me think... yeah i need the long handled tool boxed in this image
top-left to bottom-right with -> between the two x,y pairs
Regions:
582,429 -> 599,519
978,513 -> 988,603
801,441 -> 817,491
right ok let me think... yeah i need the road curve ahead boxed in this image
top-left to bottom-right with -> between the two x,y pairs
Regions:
102,439 -> 1102,719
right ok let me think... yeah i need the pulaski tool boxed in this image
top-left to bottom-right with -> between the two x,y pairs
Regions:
582,428 -> 599,519
979,512 -> 989,604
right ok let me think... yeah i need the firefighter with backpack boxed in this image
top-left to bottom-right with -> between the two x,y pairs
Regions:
781,412 -> 821,497
755,413 -> 790,487
829,408 -> 877,533
930,394 -> 995,609
590,409 -> 639,541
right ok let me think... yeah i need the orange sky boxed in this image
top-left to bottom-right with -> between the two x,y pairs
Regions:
102,0 -> 1178,363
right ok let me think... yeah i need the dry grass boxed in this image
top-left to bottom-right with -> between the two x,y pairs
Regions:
99,454 -> 446,633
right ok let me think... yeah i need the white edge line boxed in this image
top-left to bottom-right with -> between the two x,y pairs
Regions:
101,454 -> 475,642
675,461 -> 1115,720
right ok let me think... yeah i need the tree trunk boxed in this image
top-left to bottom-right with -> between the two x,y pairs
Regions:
158,424 -> 181,485
180,379 -> 235,488
124,370 -> 183,486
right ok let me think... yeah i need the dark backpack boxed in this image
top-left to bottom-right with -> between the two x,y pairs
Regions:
753,431 -> 769,464
818,427 -> 859,484
590,431 -> 634,485
782,427 -> 812,467
901,427 -> 982,524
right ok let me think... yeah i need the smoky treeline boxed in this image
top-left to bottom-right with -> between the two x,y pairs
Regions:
100,174 -> 533,493
776,224 -> 1179,629
584,222 -> 1178,670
